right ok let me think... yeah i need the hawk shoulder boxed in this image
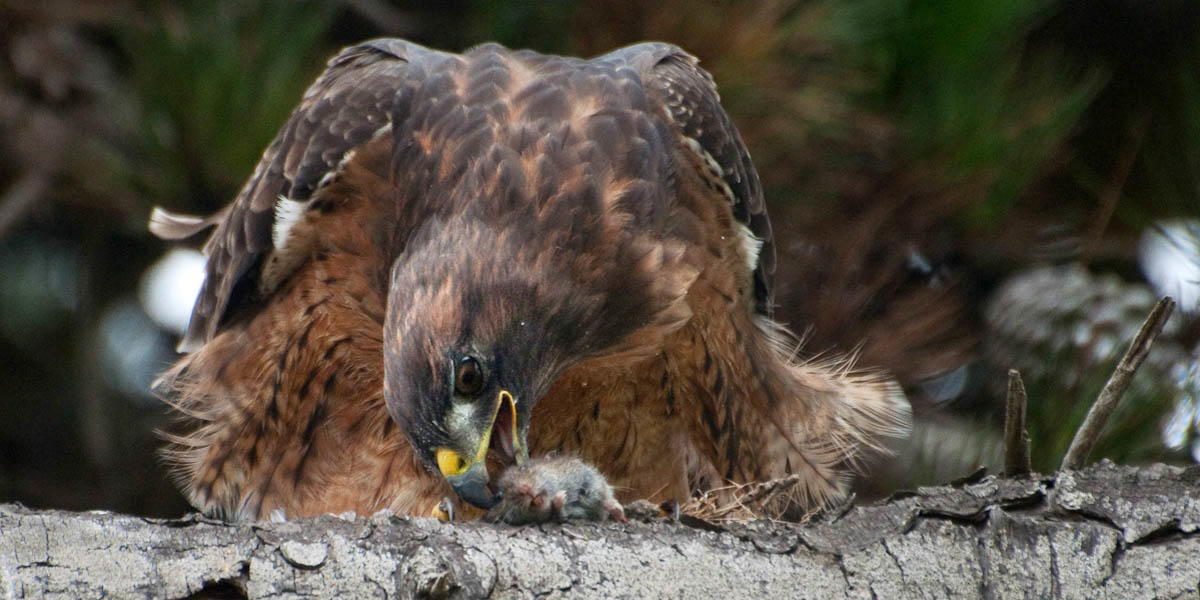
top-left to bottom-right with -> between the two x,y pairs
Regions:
597,42 -> 775,315
165,39 -> 451,351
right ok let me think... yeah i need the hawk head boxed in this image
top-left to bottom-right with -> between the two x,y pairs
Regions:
381,207 -> 694,508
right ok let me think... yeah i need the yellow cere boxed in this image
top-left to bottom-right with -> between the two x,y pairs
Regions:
436,448 -> 469,476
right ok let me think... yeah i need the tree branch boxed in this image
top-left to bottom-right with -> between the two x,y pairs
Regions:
1061,296 -> 1176,470
4,461 -> 1199,598
1004,369 -> 1032,476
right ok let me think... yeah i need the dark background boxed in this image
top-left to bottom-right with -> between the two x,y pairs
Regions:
1,0 -> 1197,518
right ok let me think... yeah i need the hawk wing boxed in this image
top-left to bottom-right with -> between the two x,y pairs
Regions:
596,43 -> 775,315
154,40 -> 774,352
153,38 -> 448,352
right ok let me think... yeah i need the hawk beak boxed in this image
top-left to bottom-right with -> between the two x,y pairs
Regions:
436,389 -> 526,509
494,389 -> 529,469
441,460 -> 495,509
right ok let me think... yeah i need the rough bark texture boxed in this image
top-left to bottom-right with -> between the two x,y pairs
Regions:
2,460 -> 1198,599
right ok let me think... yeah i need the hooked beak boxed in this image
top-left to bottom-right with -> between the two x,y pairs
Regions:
442,460 -> 495,509
436,389 -> 527,509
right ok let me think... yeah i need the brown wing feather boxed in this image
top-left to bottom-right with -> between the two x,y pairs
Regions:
596,43 -> 775,315
166,38 -> 449,351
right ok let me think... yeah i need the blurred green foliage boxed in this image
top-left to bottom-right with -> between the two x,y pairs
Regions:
113,0 -> 336,211
468,0 -> 574,53
844,0 -> 1103,224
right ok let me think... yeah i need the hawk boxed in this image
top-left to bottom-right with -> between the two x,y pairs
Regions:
151,38 -> 910,521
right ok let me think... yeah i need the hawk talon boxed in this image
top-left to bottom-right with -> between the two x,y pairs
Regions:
663,499 -> 681,522
432,497 -> 455,522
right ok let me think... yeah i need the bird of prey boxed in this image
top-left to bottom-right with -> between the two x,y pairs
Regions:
151,38 -> 910,522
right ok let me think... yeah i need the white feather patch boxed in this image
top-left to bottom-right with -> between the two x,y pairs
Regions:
683,136 -> 724,176
272,196 -> 309,251
370,121 -> 393,141
682,135 -> 736,205
311,123 -> 390,192
736,222 -> 764,273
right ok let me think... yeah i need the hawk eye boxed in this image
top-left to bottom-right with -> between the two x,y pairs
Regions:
454,356 -> 485,397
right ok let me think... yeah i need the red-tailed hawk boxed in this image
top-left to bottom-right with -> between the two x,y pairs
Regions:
151,38 -> 910,521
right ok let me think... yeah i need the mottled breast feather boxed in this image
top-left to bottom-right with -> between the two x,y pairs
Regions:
178,39 -> 773,351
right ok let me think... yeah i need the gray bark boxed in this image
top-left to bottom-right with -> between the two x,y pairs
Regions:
2,460 -> 1198,599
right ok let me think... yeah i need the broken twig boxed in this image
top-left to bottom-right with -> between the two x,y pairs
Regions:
1061,296 -> 1176,470
1004,369 -> 1032,476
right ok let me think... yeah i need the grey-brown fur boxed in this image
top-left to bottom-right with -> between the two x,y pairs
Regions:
486,456 -> 626,525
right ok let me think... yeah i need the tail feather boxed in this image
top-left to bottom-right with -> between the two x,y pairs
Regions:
763,315 -> 910,512
695,314 -> 911,517
152,344 -> 266,520
148,206 -> 229,243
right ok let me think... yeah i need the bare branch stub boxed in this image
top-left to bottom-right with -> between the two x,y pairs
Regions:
1004,369 -> 1032,476
1061,296 -> 1176,471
